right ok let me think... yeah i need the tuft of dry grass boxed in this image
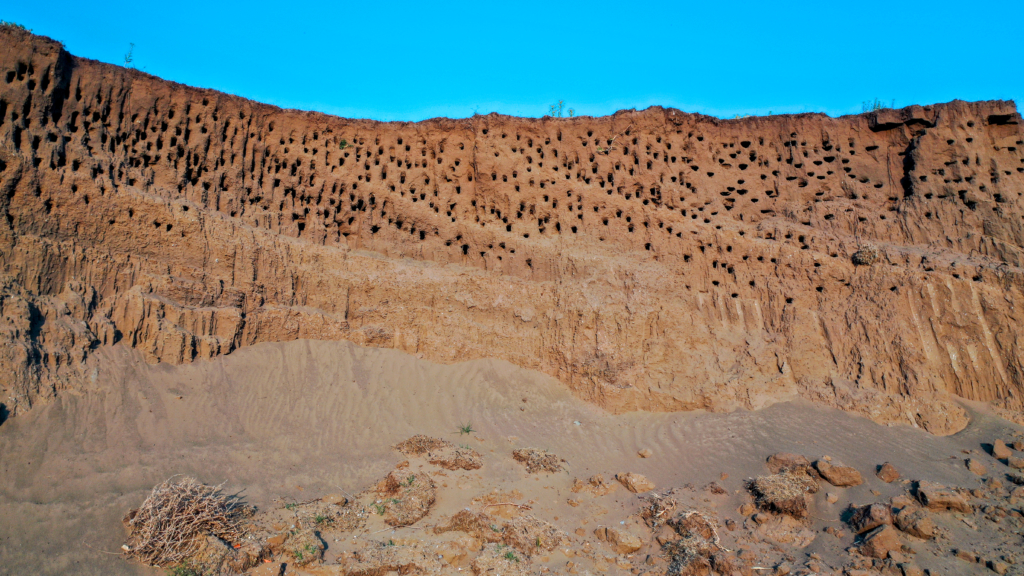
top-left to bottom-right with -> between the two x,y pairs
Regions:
123,477 -> 250,567
393,435 -> 483,470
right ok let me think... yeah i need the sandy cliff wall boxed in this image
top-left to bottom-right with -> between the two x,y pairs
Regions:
1,28 -> 1023,433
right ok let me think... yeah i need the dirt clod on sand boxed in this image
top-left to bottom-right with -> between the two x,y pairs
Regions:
876,462 -> 900,483
815,460 -> 864,487
765,452 -> 813,475
915,480 -> 972,514
122,476 -> 253,568
394,434 -> 483,470
616,472 -> 655,493
748,472 -> 820,518
848,503 -> 893,534
512,448 -> 566,474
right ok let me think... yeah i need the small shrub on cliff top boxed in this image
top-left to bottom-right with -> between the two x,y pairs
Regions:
0,21 -> 31,32
862,98 -> 895,112
124,43 -> 136,69
547,100 -> 575,118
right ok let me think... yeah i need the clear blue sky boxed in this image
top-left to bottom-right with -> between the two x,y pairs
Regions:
3,1 -> 1022,121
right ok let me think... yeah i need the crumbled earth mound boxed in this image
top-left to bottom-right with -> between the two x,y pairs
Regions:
393,434 -> 451,455
434,508 -> 569,558
281,528 -> 325,567
434,510 -> 507,544
342,540 -> 445,575
2,29 -> 1023,433
512,448 -> 566,473
373,469 -> 437,526
285,498 -> 366,533
571,474 -> 618,496
394,435 -> 483,470
500,514 -> 570,556
470,543 -> 536,576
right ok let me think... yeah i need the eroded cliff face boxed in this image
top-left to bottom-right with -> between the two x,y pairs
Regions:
1,28 -> 1023,433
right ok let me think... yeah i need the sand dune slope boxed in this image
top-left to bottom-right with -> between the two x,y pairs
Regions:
0,340 -> 1021,575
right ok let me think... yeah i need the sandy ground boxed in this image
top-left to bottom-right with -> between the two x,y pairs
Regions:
1,339 -> 1022,575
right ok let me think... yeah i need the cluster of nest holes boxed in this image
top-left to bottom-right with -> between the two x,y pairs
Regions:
5,64 -> 1021,287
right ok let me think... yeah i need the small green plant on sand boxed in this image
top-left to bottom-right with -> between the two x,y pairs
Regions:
401,475 -> 416,487
458,423 -> 475,435
313,513 -> 329,525
339,139 -> 349,150
504,550 -> 520,562
283,502 -> 297,511
373,502 -> 386,515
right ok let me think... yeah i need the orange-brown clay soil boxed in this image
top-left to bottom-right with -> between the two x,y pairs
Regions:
1,28 -> 1023,433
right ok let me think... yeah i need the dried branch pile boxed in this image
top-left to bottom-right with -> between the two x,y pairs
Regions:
123,477 -> 249,567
